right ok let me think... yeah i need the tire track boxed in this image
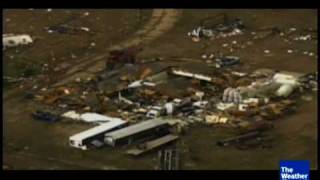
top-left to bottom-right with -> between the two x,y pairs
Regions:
3,10 -> 181,103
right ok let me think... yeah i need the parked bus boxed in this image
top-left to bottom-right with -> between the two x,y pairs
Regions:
69,119 -> 127,150
104,119 -> 169,147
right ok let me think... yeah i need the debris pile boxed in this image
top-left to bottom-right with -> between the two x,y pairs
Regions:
28,48 -> 317,152
188,15 -> 245,42
11,14 -> 316,156
45,25 -> 91,34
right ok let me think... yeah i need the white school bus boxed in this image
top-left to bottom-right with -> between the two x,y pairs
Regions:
69,119 -> 127,150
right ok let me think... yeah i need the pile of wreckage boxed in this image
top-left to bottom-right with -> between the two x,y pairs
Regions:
27,44 -> 317,153
188,14 -> 245,42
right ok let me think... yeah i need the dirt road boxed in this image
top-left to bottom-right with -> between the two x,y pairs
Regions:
52,9 -> 181,87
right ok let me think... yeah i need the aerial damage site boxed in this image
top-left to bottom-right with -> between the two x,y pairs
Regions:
3,9 -> 318,170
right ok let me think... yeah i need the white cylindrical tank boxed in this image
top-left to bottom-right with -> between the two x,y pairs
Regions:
273,73 -> 298,86
164,103 -> 174,115
276,84 -> 294,97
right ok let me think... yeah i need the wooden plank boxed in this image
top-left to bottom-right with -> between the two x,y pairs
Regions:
126,134 -> 179,156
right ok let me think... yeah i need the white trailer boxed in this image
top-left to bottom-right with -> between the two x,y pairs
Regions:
69,119 -> 127,150
3,34 -> 33,50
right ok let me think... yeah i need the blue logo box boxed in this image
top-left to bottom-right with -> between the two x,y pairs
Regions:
280,160 -> 310,180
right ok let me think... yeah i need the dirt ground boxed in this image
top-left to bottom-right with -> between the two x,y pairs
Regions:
3,9 -> 318,170
3,9 -> 152,89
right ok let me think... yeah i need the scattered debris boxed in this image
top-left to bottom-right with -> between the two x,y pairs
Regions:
147,106 -> 165,119
22,16 -> 316,157
80,27 -> 90,32
171,68 -> 214,83
90,42 -> 96,47
205,114 -> 228,124
216,102 -> 235,111
289,27 -> 297,32
128,80 -> 156,88
32,110 -> 61,123
188,15 -> 244,41
215,56 -> 240,68
62,110 -> 81,120
293,34 -> 312,41
231,71 -> 247,77
45,25 -> 91,34
83,12 -> 90,16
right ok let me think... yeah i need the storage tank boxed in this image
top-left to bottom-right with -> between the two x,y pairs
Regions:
275,84 -> 294,97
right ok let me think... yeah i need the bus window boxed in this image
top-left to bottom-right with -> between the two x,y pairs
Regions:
8,40 -> 16,45
70,140 -> 75,145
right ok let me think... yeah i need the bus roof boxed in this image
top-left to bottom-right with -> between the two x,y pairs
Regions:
105,119 -> 168,140
70,119 -> 127,142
